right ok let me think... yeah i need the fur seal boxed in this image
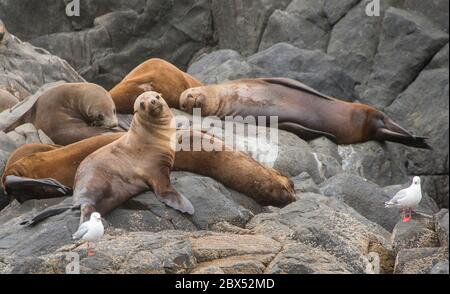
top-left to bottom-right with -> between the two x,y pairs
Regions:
3,83 -> 119,145
0,19 -> 6,44
3,133 -> 295,214
179,78 -> 431,149
110,58 -> 203,113
20,92 -> 194,226
0,89 -> 19,112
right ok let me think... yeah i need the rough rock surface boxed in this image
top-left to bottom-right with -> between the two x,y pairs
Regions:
0,1 -> 449,274
394,247 -> 449,274
0,20 -> 84,99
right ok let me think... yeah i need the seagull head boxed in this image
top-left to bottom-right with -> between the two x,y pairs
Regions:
90,212 -> 102,222
412,176 -> 421,186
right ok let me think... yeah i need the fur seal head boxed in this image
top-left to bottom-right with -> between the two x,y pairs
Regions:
133,91 -> 173,125
80,84 -> 119,128
179,87 -> 218,116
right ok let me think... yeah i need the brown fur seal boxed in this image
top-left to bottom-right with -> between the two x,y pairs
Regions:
179,78 -> 431,149
4,83 -> 119,145
20,92 -> 194,226
3,134 -> 294,215
0,89 -> 19,112
0,19 -> 6,44
110,58 -> 203,113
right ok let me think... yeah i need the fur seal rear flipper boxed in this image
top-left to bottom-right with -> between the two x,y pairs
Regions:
3,175 -> 72,202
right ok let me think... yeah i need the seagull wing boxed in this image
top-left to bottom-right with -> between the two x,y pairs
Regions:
72,222 -> 90,240
385,188 -> 408,207
391,189 -> 409,203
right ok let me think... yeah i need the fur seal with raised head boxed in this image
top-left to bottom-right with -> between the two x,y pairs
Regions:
110,58 -> 203,113
179,78 -> 431,149
20,92 -> 194,226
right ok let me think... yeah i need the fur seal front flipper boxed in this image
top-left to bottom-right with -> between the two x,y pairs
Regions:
152,182 -> 195,215
279,122 -> 337,141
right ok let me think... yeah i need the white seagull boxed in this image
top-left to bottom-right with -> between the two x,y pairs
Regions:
385,176 -> 422,223
72,212 -> 104,257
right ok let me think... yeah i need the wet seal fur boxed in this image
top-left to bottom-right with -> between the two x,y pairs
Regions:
180,78 -> 431,149
110,58 -> 203,113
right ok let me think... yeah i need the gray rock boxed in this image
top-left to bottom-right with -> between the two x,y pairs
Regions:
429,260 -> 449,274
399,0 -> 449,33
260,0 -> 360,52
394,247 -> 449,274
5,231 -> 197,274
211,0 -> 291,56
247,193 -> 394,273
421,176 -> 449,209
328,0 -> 395,87
435,209 -> 449,247
426,43 -> 449,70
361,7 -> 449,108
320,173 -> 399,231
338,142 -> 408,187
248,43 -> 358,100
391,220 -> 440,255
0,22 -> 84,98
1,1 -> 214,90
385,68 -> 449,176
265,242 -> 351,274
291,172 -> 320,195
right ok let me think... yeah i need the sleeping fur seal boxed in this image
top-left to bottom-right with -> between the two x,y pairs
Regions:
110,58 -> 203,113
179,78 -> 431,149
1,83 -> 119,145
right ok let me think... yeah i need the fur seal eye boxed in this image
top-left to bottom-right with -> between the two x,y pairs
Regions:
156,95 -> 161,100
98,114 -> 104,121
187,94 -> 193,99
140,101 -> 146,110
